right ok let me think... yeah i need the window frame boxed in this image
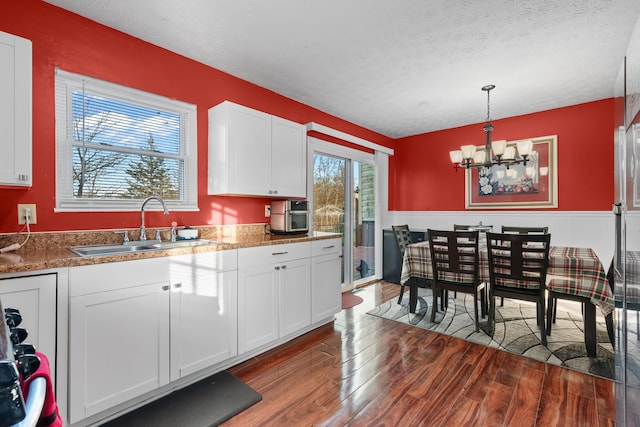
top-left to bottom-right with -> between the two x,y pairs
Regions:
54,68 -> 198,212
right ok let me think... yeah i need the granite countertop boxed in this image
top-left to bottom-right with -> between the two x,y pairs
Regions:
0,230 -> 341,275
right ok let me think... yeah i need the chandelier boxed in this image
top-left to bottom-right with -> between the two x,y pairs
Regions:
449,85 -> 533,170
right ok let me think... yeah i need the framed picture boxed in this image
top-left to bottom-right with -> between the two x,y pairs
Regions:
465,135 -> 558,209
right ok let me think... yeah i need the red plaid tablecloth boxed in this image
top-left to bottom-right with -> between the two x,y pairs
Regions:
400,242 -> 614,315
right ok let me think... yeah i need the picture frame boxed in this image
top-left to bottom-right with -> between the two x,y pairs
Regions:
465,135 -> 558,209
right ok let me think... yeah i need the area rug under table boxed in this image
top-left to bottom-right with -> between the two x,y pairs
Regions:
368,287 -> 615,380
102,370 -> 262,427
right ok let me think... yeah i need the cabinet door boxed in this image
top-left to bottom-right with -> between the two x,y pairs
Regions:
237,263 -> 279,354
278,258 -> 311,337
228,103 -> 271,195
0,274 -> 56,372
169,253 -> 238,381
312,252 -> 342,323
0,31 -> 31,186
271,116 -> 307,197
69,282 -> 170,423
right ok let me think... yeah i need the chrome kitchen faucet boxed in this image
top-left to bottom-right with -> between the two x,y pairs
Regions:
139,196 -> 169,241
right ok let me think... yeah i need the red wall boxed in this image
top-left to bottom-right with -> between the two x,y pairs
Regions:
389,99 -> 614,211
0,0 -> 392,233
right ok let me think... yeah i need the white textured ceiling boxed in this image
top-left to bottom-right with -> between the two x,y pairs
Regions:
44,0 -> 640,138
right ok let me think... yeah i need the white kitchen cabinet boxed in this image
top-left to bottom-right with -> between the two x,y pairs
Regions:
278,257 -> 311,337
0,30 -> 31,186
208,101 -> 307,197
169,251 -> 238,381
237,242 -> 311,353
0,273 -> 56,371
311,238 -> 342,323
270,116 -> 307,197
68,252 -> 239,424
68,258 -> 171,423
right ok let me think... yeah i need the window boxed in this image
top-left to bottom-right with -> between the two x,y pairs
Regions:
55,69 -> 197,211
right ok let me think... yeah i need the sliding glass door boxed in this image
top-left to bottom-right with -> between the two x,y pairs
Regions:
310,138 -> 376,291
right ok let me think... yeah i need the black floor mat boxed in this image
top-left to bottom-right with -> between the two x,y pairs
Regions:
101,371 -> 262,427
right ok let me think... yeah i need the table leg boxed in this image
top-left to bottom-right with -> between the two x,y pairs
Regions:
605,311 -> 615,349
409,277 -> 418,313
584,302 -> 596,357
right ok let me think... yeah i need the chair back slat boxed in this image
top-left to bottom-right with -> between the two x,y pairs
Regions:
501,225 -> 549,234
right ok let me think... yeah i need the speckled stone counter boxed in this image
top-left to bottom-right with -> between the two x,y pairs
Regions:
0,225 -> 341,275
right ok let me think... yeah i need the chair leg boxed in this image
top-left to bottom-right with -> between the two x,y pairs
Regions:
538,301 -> 547,346
489,294 -> 496,335
431,285 -> 438,322
397,283 -> 405,304
473,292 -> 480,332
546,297 -> 554,336
478,288 -> 487,318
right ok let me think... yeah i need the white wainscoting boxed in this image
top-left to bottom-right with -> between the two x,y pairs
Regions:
383,210 -> 627,267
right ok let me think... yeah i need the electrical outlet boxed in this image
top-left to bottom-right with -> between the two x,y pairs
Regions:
265,205 -> 271,217
17,204 -> 37,225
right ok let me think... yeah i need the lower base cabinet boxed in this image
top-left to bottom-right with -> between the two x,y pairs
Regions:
169,251 -> 238,381
68,252 -> 238,424
66,240 -> 339,424
237,242 -> 311,354
0,273 -> 57,382
311,238 -> 342,322
68,259 -> 171,423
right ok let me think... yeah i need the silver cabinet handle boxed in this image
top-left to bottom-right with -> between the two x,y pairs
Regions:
162,285 -> 170,291
281,265 -> 287,269
323,245 -> 335,249
275,266 -> 280,270
173,283 -> 182,289
272,251 -> 288,256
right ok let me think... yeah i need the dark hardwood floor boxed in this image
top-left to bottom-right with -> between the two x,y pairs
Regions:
225,281 -> 615,426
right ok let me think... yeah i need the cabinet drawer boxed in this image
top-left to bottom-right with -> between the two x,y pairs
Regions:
311,238 -> 341,257
70,258 -> 170,296
238,242 -> 310,267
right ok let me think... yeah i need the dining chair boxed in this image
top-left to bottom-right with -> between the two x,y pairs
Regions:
486,232 -> 551,345
428,229 -> 487,332
392,224 -> 413,304
498,226 -> 549,307
501,226 -> 549,234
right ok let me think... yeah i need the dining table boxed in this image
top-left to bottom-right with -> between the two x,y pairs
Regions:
400,241 -> 615,357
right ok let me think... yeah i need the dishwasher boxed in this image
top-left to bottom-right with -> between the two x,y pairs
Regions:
0,298 -> 58,427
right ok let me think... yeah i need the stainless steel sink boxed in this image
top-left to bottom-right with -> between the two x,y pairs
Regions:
70,239 -> 223,257
69,244 -> 157,257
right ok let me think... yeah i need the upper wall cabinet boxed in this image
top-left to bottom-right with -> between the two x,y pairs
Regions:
0,31 -> 31,187
208,101 -> 307,197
